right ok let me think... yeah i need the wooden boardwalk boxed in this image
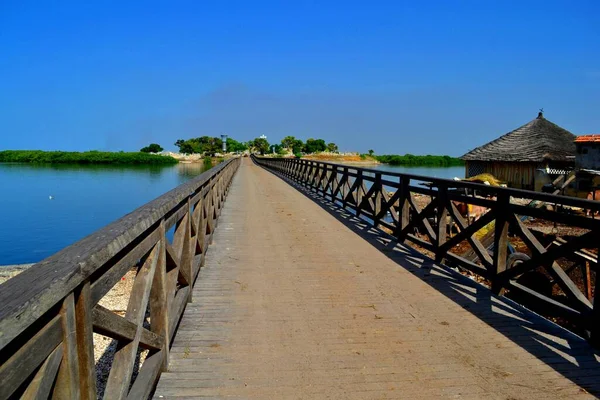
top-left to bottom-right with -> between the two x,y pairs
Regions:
154,159 -> 600,399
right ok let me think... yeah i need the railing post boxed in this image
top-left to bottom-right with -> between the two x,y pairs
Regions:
492,192 -> 510,295
396,176 -> 410,242
331,165 -> 338,202
75,282 -> 97,399
373,172 -> 382,227
151,221 -> 169,372
53,293 -> 81,398
356,169 -> 364,217
435,183 -> 449,263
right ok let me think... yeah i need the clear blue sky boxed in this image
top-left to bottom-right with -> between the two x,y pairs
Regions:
1,1 -> 598,156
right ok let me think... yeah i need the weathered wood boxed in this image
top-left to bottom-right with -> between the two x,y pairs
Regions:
584,262 -> 593,301
150,221 -> 170,371
104,241 -> 160,400
169,286 -> 191,340
592,264 -> 600,346
508,215 -> 593,311
492,193 -> 510,294
90,225 -> 162,305
75,282 -> 97,400
0,316 -> 62,399
20,345 -> 64,400
0,158 -> 240,400
441,202 -> 494,267
92,305 -> 164,350
435,184 -> 449,263
126,350 -> 165,400
52,293 -> 81,399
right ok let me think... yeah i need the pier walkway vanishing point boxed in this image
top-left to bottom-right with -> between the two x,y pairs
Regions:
154,158 -> 600,399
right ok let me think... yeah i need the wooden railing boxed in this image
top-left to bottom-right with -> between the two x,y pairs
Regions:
0,158 -> 240,399
253,156 -> 600,345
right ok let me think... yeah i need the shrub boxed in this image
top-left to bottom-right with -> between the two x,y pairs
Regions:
140,143 -> 163,153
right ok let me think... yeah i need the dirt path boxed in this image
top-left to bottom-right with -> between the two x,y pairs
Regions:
154,159 -> 598,399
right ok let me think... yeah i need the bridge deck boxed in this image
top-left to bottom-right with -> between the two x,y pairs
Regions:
154,159 -> 600,399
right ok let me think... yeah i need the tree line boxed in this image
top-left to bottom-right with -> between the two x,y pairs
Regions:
171,135 -> 338,156
0,150 -> 178,165
374,154 -> 464,167
173,137 -> 248,155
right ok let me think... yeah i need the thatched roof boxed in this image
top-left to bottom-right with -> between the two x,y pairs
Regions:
461,112 -> 576,162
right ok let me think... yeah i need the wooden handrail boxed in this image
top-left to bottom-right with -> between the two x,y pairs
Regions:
0,157 -> 240,399
253,155 -> 600,346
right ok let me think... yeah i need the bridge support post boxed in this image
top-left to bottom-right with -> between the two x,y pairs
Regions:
591,263 -> 600,347
435,184 -> 449,264
492,193 -> 510,295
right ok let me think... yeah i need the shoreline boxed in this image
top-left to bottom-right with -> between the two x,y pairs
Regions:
0,263 -> 34,283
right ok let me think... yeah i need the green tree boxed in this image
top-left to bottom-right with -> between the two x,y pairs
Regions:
226,138 -> 248,152
249,137 -> 270,155
303,138 -> 327,154
368,149 -> 374,156
326,143 -> 339,153
281,136 -> 304,153
140,143 -> 164,153
281,136 -> 296,149
270,144 -> 287,155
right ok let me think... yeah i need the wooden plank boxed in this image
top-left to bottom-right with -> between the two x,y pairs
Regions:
75,282 -> 97,400
435,185 -> 449,263
499,230 -> 596,281
398,196 -> 438,243
441,201 -> 494,268
445,253 -> 490,277
90,225 -> 161,305
491,194 -> 509,294
103,241 -> 160,400
169,286 -> 191,340
150,221 -> 170,371
20,345 -> 63,400
126,350 -> 165,400
508,214 -> 593,311
52,293 -> 81,399
507,280 -> 582,322
92,305 -> 164,350
0,316 -> 62,399
0,160 -> 237,351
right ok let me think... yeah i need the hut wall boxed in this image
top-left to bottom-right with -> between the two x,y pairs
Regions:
465,161 -> 538,189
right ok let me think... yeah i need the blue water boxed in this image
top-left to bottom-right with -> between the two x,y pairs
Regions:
369,164 -> 465,180
0,163 -> 210,265
0,162 -> 462,265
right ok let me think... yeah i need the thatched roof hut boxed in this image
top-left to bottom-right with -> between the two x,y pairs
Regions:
461,112 -> 576,189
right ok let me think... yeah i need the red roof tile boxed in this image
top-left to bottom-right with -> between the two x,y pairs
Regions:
575,135 -> 600,143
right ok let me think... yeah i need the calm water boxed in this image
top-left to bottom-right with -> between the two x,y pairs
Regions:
370,164 -> 465,180
0,163 -> 210,265
0,162 -> 462,265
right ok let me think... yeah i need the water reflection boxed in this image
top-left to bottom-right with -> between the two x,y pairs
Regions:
176,162 -> 210,180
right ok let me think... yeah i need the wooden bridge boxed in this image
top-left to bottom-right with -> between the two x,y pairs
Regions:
1,157 -> 600,399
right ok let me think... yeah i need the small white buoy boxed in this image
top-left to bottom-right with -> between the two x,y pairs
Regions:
49,195 -> 54,200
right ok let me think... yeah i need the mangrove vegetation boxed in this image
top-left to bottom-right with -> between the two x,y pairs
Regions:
375,154 -> 463,167
0,150 -> 178,165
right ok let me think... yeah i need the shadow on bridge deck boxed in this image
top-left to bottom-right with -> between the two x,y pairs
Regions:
264,164 -> 600,397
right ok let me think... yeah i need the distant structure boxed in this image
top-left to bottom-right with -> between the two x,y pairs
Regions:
260,134 -> 267,140
461,111 -> 576,189
221,134 -> 228,153
575,135 -> 600,170
573,135 -> 600,195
